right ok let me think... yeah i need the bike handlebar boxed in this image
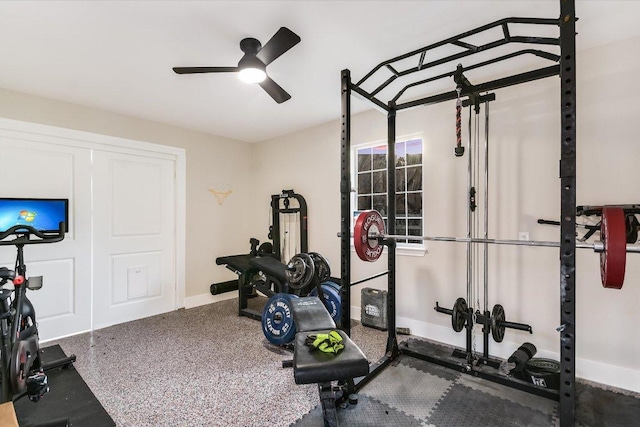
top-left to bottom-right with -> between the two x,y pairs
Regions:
0,222 -> 66,246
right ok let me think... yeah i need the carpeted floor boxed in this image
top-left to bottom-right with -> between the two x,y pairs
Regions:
45,297 -> 640,426
47,297 -> 388,427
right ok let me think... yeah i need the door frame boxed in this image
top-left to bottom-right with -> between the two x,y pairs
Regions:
0,117 -> 186,313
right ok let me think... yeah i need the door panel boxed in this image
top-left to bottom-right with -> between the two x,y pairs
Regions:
0,137 -> 92,340
92,151 -> 176,329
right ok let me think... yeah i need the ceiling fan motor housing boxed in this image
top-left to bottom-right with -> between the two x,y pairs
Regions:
240,38 -> 262,54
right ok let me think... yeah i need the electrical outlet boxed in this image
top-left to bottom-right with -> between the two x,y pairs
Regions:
518,231 -> 530,241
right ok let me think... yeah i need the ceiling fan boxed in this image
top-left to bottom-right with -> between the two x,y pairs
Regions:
173,27 -> 301,104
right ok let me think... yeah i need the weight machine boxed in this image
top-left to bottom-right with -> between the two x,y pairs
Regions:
213,190 -> 309,321
339,1 -> 579,425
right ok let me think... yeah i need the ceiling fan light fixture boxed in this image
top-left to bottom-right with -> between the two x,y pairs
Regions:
238,67 -> 267,84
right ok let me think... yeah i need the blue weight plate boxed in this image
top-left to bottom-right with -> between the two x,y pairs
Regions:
322,280 -> 341,292
309,284 -> 342,322
261,293 -> 298,345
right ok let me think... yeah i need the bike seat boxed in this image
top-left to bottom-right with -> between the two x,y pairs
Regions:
0,267 -> 16,281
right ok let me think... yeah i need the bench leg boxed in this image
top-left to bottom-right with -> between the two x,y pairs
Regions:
318,382 -> 339,427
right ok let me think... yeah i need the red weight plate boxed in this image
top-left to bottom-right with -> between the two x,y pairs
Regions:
600,206 -> 627,289
353,210 -> 385,262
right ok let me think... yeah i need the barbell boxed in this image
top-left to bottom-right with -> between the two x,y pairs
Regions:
349,207 -> 638,289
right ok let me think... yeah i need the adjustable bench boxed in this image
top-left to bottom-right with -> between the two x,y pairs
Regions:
290,296 -> 369,427
215,254 -> 288,320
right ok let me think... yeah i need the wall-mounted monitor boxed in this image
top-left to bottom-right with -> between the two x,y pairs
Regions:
0,198 -> 69,234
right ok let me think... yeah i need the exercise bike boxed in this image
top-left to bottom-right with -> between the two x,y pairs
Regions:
0,220 -> 76,404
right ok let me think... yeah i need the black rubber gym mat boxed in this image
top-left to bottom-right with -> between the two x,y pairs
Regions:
13,345 -> 115,427
291,394 -> 424,427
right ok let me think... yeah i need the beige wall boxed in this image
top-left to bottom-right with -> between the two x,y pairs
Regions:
2,34 -> 639,391
0,87 -> 255,299
253,36 -> 640,391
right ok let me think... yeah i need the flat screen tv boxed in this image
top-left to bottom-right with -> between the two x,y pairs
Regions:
0,198 -> 68,234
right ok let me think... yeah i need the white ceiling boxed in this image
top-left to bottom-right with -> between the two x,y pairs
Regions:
0,1 -> 639,143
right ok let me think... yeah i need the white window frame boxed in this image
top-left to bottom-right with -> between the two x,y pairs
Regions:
351,133 -> 426,257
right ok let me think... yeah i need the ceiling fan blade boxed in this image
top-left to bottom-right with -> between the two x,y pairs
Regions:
256,27 -> 301,66
259,77 -> 291,104
173,66 -> 239,74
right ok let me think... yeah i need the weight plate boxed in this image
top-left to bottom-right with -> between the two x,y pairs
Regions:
261,293 -> 298,345
451,297 -> 467,332
491,304 -> 506,343
285,253 -> 315,290
322,280 -> 341,292
353,210 -> 385,262
308,252 -> 331,283
600,207 -> 627,289
309,283 -> 342,322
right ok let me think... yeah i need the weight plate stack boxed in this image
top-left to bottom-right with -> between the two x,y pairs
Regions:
525,358 -> 560,390
286,253 -> 315,290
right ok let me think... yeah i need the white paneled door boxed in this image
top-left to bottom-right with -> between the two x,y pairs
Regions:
92,150 -> 177,329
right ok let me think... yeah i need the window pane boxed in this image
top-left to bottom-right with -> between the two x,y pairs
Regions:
395,219 -> 407,236
373,195 -> 387,216
395,141 -> 406,167
406,139 -> 422,165
407,166 -> 422,191
372,145 -> 386,170
358,148 -> 372,171
358,196 -> 371,211
408,219 -> 422,236
395,168 -> 405,192
358,172 -> 372,194
407,193 -> 422,217
373,170 -> 386,193
395,193 -> 405,216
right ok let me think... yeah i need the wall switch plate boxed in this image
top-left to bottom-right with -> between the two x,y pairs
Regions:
518,231 -> 530,241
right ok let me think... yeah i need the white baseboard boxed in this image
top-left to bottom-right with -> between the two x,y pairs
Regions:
41,328 -> 92,344
351,305 -> 640,394
185,291 -> 238,309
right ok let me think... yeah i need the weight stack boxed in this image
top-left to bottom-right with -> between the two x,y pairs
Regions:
361,288 -> 388,331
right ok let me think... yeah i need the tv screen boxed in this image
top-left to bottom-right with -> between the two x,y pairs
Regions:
0,198 -> 68,234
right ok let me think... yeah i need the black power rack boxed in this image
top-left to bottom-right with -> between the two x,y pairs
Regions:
339,1 -> 578,425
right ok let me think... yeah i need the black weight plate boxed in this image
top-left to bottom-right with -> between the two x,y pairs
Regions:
261,293 -> 298,345
286,253 -> 315,290
308,252 -> 331,282
491,304 -> 506,343
451,297 -> 467,332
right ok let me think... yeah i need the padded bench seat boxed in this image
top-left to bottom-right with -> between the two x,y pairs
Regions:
215,254 -> 254,273
249,256 -> 288,283
293,329 -> 369,384
291,297 -> 369,385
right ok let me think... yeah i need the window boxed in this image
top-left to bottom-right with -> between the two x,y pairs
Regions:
353,136 -> 423,246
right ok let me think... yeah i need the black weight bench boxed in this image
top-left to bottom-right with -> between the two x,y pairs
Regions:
215,254 -> 289,321
290,296 -> 369,427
